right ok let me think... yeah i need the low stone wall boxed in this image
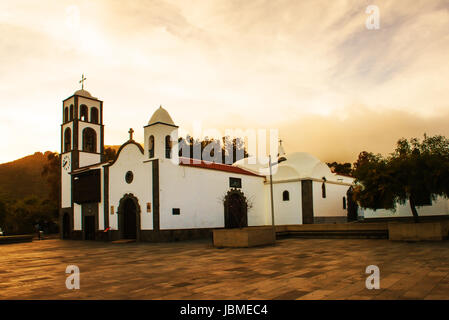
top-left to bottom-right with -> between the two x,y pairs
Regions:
275,223 -> 389,239
388,221 -> 449,241
213,227 -> 275,248
276,222 -> 388,232
140,229 -> 213,242
0,235 -> 33,244
364,215 -> 449,223
313,216 -> 348,224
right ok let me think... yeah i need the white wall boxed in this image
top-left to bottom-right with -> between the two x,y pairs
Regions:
158,159 -> 267,230
313,181 -> 349,217
79,152 -> 101,168
98,166 -> 105,230
108,143 -> 153,230
64,97 -> 74,106
61,152 -> 72,208
267,181 -> 302,225
74,203 -> 82,230
363,196 -> 449,218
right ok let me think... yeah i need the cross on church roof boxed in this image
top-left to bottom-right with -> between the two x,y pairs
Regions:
278,139 -> 286,158
128,128 -> 134,140
79,74 -> 87,90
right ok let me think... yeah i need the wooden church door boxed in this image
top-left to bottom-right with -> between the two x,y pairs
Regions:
224,190 -> 248,229
62,212 -> 70,239
123,198 -> 137,239
84,216 -> 95,240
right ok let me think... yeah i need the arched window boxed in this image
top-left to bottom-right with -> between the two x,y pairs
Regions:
343,197 -> 347,209
165,135 -> 172,159
149,135 -> 154,158
80,104 -> 88,121
282,190 -> 290,201
64,128 -> 71,152
82,128 -> 97,153
321,178 -> 326,198
69,104 -> 74,120
90,107 -> 99,124
64,107 -> 69,123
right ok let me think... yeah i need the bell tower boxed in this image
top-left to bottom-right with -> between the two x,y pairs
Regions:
144,106 -> 178,161
60,78 -> 104,210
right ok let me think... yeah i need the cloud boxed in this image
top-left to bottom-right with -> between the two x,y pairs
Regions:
1,0 -> 449,164
278,105 -> 449,163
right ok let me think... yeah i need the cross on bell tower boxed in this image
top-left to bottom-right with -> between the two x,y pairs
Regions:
79,74 -> 87,90
128,128 -> 134,141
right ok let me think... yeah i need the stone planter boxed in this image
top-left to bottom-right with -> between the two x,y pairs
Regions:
388,221 -> 449,241
213,226 -> 275,248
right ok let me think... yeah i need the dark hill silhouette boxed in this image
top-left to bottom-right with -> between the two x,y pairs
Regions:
0,152 -> 52,202
0,146 -> 121,203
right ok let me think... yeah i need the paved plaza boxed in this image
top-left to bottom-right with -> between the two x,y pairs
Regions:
1,237 -> 449,300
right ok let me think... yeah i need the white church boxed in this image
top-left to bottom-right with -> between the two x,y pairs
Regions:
59,88 -> 357,241
59,88 -> 449,241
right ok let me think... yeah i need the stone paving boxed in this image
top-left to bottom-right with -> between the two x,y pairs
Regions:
1,238 -> 449,299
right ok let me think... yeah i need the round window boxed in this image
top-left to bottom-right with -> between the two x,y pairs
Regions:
125,171 -> 134,184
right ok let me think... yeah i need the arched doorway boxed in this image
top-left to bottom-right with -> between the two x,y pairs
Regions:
82,127 -> 97,153
123,199 -> 137,239
84,215 -> 95,240
224,189 -> 248,229
62,212 -> 70,239
347,187 -> 358,222
118,193 -> 141,240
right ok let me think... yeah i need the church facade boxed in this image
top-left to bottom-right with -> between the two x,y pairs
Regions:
59,89 -> 355,241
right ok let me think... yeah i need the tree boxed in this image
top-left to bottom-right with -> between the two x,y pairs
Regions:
352,134 -> 449,222
0,198 -> 6,228
352,151 -> 397,211
178,135 -> 248,164
1,196 -> 58,234
41,152 -> 60,206
104,147 -> 117,162
327,162 -> 352,176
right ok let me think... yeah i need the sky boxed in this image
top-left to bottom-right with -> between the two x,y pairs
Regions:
1,0 -> 449,164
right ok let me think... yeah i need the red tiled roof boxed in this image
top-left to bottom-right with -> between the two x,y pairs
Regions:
179,157 -> 262,177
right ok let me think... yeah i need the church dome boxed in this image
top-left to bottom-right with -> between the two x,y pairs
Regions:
148,106 -> 175,126
234,152 -> 339,181
74,89 -> 93,98
279,152 -> 332,179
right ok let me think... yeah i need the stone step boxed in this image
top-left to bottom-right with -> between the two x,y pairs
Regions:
276,222 -> 388,232
277,230 -> 388,239
111,239 -> 136,244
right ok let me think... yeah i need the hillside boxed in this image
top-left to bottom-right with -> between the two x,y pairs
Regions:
0,146 -> 121,203
0,152 -> 52,202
